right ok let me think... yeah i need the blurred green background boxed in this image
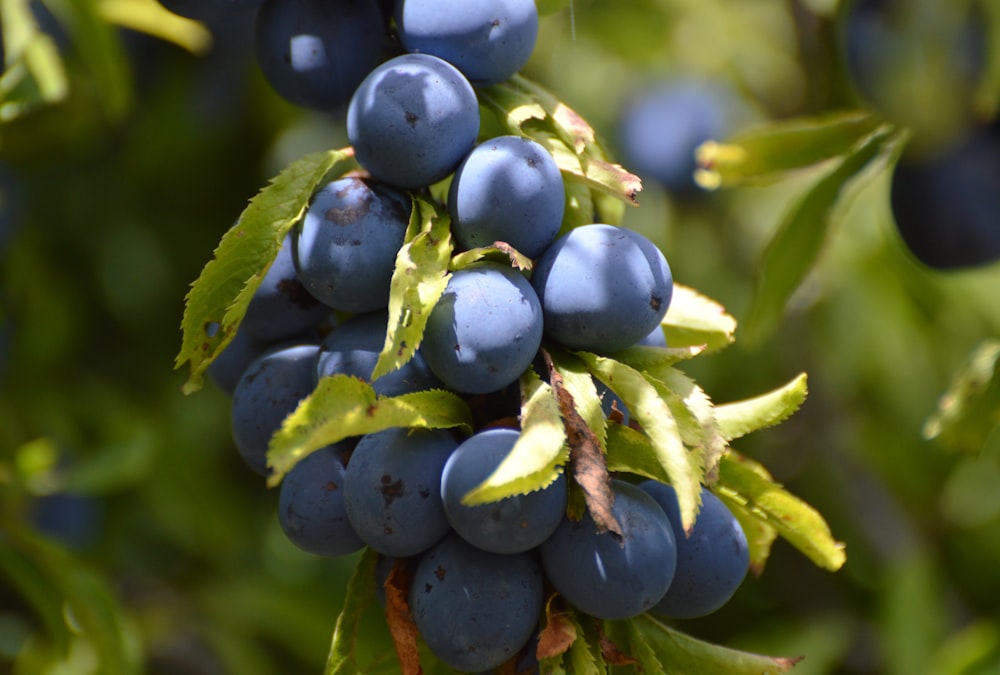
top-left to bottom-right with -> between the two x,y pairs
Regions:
3,0 -> 1000,673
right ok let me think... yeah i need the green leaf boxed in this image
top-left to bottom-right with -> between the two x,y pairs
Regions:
372,196 -> 450,382
325,549 -> 379,675
716,452 -> 846,571
661,284 -> 737,354
567,613 -> 604,675
462,368 -> 568,505
449,242 -> 533,272
98,0 -> 213,55
716,373 -> 809,442
694,109 -> 884,188
742,127 -> 898,346
625,617 -> 664,674
549,349 -> 607,451
478,75 -> 642,208
577,352 -> 704,532
561,179 -> 596,233
605,422 -> 670,484
175,148 -> 354,394
0,0 -> 68,119
923,339 -> 1000,454
535,0 -> 573,16
266,375 -> 473,486
715,490 -> 779,577
626,614 -> 803,674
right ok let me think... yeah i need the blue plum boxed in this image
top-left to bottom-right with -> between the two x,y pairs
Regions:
254,0 -> 385,111
347,53 -> 480,188
241,234 -> 330,341
315,311 -> 441,395
343,428 -> 457,556
448,135 -> 564,258
410,533 -> 543,672
422,262 -> 543,394
618,79 -> 731,193
889,127 -> 1000,269
540,479 -> 677,620
293,177 -> 410,312
278,444 -> 365,557
640,481 -> 749,618
531,224 -> 673,353
394,0 -> 538,86
440,427 -> 566,553
230,344 -> 319,475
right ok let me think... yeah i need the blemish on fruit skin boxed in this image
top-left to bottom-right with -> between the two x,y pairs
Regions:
380,475 -> 405,505
434,565 -> 447,580
650,295 -> 662,311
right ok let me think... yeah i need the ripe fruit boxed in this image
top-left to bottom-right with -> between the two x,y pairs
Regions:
293,177 -> 410,312
540,480 -> 677,620
230,343 -> 320,475
347,53 -> 480,189
422,262 -> 543,394
532,224 -> 673,353
278,444 -> 365,557
641,481 -> 750,618
394,0 -> 539,86
448,135 -> 565,257
315,311 -> 441,395
410,534 -> 543,672
342,427 -> 457,557
440,427 -> 567,553
254,0 -> 386,111
889,127 -> 1000,270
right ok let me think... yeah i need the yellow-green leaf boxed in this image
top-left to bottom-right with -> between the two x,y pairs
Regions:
716,373 -> 808,442
98,0 -> 212,55
717,452 -> 846,571
449,242 -> 533,272
462,368 -> 568,505
372,196 -> 450,382
661,284 -> 737,354
577,352 -> 703,531
923,339 -> 1000,454
267,375 -> 473,486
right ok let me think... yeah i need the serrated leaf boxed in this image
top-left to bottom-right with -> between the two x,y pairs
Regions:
97,0 -> 212,55
462,368 -> 568,505
661,284 -> 737,353
625,617 -> 664,674
325,549 -> 379,675
449,241 -> 533,272
717,452 -> 846,571
538,595 -> 578,661
267,375 -> 473,486
923,339 -> 1000,454
547,352 -> 621,537
372,196 -> 451,381
648,366 -> 727,480
605,422 -> 670,484
549,349 -> 607,451
742,128 -> 896,346
175,148 -> 354,394
715,489 -> 779,577
566,612 -> 603,675
577,352 -> 703,532
694,109 -> 884,188
716,373 -> 808,442
627,614 -> 802,674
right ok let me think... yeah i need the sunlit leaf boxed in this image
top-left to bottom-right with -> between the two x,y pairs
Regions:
716,373 -> 808,442
625,614 -> 803,674
372,196 -> 450,381
717,452 -> 846,571
716,490 -> 779,577
462,368 -> 568,505
448,241 -> 533,272
923,339 -> 1000,454
605,422 -> 670,484
175,148 -> 354,394
577,352 -> 703,532
661,284 -> 737,354
97,0 -> 212,54
267,375 -> 473,486
325,549 -> 379,675
695,110 -> 884,188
